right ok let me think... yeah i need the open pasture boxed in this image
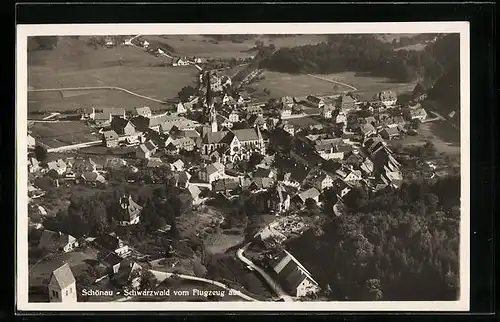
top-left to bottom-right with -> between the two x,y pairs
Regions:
248,70 -> 354,99
30,121 -> 101,148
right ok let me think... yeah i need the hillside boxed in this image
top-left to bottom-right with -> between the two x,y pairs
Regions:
257,33 -> 459,83
426,64 -> 460,125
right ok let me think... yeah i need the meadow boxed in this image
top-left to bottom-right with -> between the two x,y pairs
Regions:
28,37 -> 199,113
247,70 -> 355,99
30,121 -> 101,148
307,71 -> 417,101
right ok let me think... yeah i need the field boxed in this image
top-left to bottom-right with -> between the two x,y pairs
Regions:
389,121 -> 460,156
307,71 -> 417,101
248,71 -> 355,99
142,34 -> 328,59
28,37 -> 198,112
30,121 -> 101,148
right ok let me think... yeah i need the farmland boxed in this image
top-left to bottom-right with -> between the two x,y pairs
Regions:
247,70 -> 355,99
30,121 -> 101,148
142,34 -> 328,59
28,37 -> 199,113
307,71 -> 417,100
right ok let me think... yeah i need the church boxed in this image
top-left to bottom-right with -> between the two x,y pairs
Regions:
200,72 -> 265,164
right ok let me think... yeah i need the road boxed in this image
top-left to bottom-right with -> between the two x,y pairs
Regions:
113,269 -> 259,302
29,86 -> 169,104
306,74 -> 358,92
46,140 -> 102,153
236,243 -> 294,302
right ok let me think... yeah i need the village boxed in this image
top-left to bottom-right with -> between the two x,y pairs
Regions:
26,35 -> 458,303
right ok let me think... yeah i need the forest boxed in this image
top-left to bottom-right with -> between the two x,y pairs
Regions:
257,33 -> 460,83
287,174 -> 461,301
41,182 -> 189,240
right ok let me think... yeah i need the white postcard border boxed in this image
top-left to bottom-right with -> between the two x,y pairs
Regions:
16,22 -> 470,312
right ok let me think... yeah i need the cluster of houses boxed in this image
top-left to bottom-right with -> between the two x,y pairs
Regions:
40,230 -> 148,302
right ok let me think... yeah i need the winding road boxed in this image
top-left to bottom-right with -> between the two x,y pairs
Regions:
236,243 -> 294,302
29,86 -> 169,104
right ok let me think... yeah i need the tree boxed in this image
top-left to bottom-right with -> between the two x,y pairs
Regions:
177,85 -> 196,103
34,145 -> 48,163
140,270 -> 158,290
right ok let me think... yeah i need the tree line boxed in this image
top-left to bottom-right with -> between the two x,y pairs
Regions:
256,34 -> 459,83
42,182 -> 191,239
287,174 -> 461,301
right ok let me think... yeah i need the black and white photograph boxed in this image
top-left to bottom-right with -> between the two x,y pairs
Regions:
16,22 -> 470,311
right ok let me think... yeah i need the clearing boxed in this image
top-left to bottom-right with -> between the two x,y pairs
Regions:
308,71 -> 417,101
247,70 -> 355,99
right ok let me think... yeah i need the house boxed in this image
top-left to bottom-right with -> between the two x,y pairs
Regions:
176,102 -> 187,114
94,233 -> 130,257
335,166 -> 362,183
332,178 -> 352,198
359,123 -> 377,138
142,40 -> 150,49
339,95 -> 356,113
199,162 -> 225,184
111,117 -> 137,136
48,263 -> 77,302
171,159 -> 185,172
102,130 -> 119,147
117,195 -> 143,226
279,106 -> 292,119
27,134 -> 36,150
38,230 -> 78,253
172,57 -> 190,66
295,188 -> 321,204
246,105 -> 264,116
94,112 -> 112,127
222,94 -> 236,106
134,106 -> 152,118
335,111 -> 347,125
47,159 -> 67,175
101,251 -> 123,275
101,107 -> 126,119
112,259 -> 143,290
247,114 -> 267,130
81,107 -> 96,120
321,104 -> 335,119
217,115 -> 234,129
313,138 -> 351,161
221,108 -> 240,123
266,183 -> 291,213
186,184 -> 202,205
81,171 -> 106,185
136,140 -> 158,159
104,37 -> 115,47
306,95 -> 325,108
360,158 -> 375,176
403,107 -> 428,121
71,157 -> 100,175
380,127 -> 401,140
213,178 -> 240,194
313,173 -> 334,191
376,90 -> 398,108
249,177 -> 274,191
277,121 -> 295,136
171,137 -> 196,152
28,157 -> 41,173
253,167 -> 276,180
269,250 -> 320,298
